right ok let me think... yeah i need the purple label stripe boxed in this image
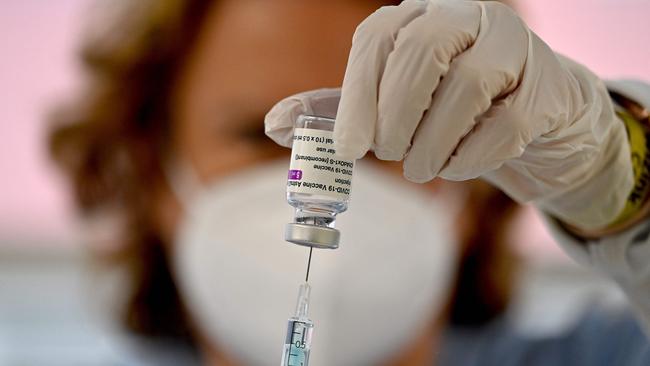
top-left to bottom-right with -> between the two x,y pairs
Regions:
288,169 -> 303,180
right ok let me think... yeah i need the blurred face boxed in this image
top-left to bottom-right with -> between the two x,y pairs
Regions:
169,1 -> 444,365
172,0 -> 389,184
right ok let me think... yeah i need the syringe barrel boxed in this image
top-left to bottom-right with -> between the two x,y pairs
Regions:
281,283 -> 314,366
281,318 -> 313,366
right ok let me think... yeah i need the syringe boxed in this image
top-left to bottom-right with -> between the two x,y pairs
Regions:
280,282 -> 314,366
281,248 -> 315,366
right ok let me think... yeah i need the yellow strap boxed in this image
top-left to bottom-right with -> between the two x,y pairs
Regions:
610,110 -> 650,225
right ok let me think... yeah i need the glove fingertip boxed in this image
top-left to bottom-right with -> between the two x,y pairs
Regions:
332,109 -> 375,160
264,99 -> 303,147
403,171 -> 433,184
333,141 -> 368,160
264,125 -> 293,148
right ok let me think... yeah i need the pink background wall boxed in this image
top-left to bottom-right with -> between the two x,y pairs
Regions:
519,0 -> 650,81
1,0 -> 648,247
0,0 -> 86,246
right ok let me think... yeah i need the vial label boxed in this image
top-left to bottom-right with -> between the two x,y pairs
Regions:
287,128 -> 353,200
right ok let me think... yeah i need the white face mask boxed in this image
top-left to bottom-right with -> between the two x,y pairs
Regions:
171,159 -> 457,366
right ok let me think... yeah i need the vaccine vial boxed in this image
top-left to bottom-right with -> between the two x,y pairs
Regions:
285,115 -> 354,249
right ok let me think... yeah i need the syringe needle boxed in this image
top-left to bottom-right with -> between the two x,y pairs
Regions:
305,247 -> 313,283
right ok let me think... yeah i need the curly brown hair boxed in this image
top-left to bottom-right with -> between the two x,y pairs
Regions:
49,0 -> 215,339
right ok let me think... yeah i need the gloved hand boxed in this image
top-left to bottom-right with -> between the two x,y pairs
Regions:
265,0 -> 633,231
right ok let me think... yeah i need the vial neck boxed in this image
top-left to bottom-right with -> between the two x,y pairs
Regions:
294,208 -> 337,228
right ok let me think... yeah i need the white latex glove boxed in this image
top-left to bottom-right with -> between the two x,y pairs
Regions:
265,0 -> 633,231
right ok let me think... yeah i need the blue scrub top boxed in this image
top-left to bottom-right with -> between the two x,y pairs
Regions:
438,309 -> 650,366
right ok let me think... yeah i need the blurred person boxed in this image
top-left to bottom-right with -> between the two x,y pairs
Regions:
48,1 -> 650,366
49,0 -> 523,364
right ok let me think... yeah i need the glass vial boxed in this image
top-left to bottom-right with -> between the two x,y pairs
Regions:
285,115 -> 354,249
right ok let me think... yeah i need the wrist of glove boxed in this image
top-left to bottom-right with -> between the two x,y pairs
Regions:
564,98 -> 650,238
484,55 -> 634,232
265,0 -> 634,233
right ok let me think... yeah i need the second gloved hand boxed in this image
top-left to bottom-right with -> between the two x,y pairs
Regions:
265,0 -> 633,231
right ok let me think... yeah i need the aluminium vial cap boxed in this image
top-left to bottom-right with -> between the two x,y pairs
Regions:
285,223 -> 340,249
